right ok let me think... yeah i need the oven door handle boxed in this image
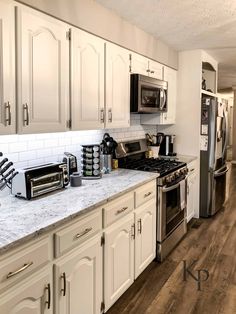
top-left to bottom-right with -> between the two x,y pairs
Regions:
214,167 -> 229,177
162,182 -> 181,192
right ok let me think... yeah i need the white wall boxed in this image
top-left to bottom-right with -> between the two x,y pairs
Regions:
15,0 -> 178,69
0,115 -> 157,169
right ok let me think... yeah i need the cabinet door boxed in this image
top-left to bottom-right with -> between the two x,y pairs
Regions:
148,60 -> 163,80
105,42 -> 130,128
16,7 -> 69,134
130,52 -> 149,75
0,0 -> 15,134
187,173 -> 197,222
71,28 -> 105,130
135,199 -> 156,278
55,234 -> 103,314
162,66 -> 177,124
0,267 -> 52,314
104,213 -> 134,311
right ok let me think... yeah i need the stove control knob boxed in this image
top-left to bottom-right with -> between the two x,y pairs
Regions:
166,176 -> 171,183
175,172 -> 180,178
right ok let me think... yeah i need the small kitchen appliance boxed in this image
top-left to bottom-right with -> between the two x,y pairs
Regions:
159,135 -> 176,156
62,152 -> 78,175
116,139 -> 187,262
11,162 -> 69,199
130,74 -> 168,113
81,144 -> 102,179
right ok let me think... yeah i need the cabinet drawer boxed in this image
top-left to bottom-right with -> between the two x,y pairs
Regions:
0,237 -> 52,292
54,209 -> 102,257
103,192 -> 134,227
134,180 -> 156,208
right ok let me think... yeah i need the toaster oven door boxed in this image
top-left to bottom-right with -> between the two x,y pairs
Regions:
30,172 -> 63,197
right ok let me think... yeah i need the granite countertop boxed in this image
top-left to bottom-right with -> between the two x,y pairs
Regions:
0,169 -> 158,254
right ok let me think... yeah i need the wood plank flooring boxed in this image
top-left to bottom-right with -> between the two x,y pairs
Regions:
107,164 -> 236,314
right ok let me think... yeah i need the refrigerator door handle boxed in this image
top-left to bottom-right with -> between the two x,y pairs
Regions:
214,167 -> 229,177
222,110 -> 228,161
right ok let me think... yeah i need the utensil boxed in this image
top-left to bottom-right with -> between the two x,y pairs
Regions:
156,132 -> 165,146
0,162 -> 13,175
0,158 -> 8,169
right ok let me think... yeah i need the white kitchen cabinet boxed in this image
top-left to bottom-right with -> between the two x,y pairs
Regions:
187,161 -> 198,222
54,234 -> 103,314
148,60 -> 163,80
130,52 -> 163,80
104,213 -> 135,311
0,0 -> 15,135
0,266 -> 53,314
129,52 -> 149,75
140,66 -> 177,125
16,6 -> 69,134
71,28 -> 105,130
135,199 -> 156,279
105,42 -> 130,128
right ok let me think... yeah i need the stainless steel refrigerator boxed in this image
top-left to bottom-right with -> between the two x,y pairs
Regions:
200,97 -> 229,217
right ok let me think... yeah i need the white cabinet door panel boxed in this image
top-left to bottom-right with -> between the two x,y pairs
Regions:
149,60 -> 163,80
71,28 -> 105,130
104,213 -> 134,311
135,199 -> 156,278
130,52 -> 149,75
0,0 -> 15,134
55,234 -> 102,314
0,267 -> 52,314
17,7 -> 69,134
105,42 -> 130,128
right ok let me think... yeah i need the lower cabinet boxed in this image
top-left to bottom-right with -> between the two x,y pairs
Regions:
54,234 -> 103,314
187,172 -> 197,222
104,213 -> 135,312
0,266 -> 52,314
135,199 -> 156,278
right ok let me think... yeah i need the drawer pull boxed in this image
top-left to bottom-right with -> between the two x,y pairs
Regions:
116,206 -> 128,215
45,283 -> 51,309
190,168 -> 195,172
6,261 -> 33,279
75,227 -> 92,239
144,191 -> 152,198
61,272 -> 66,296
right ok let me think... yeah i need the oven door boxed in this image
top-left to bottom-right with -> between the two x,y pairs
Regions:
138,81 -> 167,113
157,178 -> 187,242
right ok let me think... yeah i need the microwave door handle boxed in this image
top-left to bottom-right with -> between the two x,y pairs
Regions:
160,88 -> 165,110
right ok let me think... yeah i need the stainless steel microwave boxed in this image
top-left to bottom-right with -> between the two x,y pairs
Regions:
130,74 -> 168,113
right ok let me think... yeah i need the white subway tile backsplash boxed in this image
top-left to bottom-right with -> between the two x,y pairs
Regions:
0,115 -> 157,168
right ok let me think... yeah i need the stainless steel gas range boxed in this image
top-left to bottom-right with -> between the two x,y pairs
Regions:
116,139 -> 188,262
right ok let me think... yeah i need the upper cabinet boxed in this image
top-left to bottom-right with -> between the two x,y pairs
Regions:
130,52 -> 163,80
0,0 -> 15,135
16,6 -> 69,134
71,28 -> 105,130
105,42 -> 130,128
140,66 -> 177,125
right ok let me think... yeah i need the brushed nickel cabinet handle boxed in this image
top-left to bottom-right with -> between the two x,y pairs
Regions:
146,69 -> 150,73
45,283 -> 51,309
6,261 -> 33,279
5,102 -> 11,126
116,206 -> 128,215
131,223 -> 135,239
100,108 -> 105,123
138,219 -> 142,234
108,109 -> 112,123
23,103 -> 29,126
144,191 -> 152,198
75,227 -> 92,239
150,70 -> 155,74
61,272 -> 66,296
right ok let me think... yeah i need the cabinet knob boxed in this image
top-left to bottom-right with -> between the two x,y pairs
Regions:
150,70 -> 155,74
